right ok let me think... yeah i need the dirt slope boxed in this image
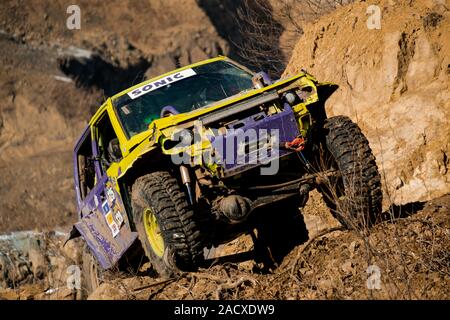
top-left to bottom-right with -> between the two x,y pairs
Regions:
0,0 -> 227,233
1,193 -> 448,300
88,194 -> 449,300
1,0 -> 227,72
0,33 -> 96,232
284,0 -> 450,206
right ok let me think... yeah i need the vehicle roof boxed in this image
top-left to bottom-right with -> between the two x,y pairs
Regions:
88,56 -> 229,125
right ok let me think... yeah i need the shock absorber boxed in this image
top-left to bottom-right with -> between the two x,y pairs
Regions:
180,165 -> 194,205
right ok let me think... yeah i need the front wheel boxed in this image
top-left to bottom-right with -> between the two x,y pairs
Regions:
131,171 -> 204,277
317,116 -> 382,229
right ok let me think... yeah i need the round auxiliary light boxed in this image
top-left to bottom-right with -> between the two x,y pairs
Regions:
284,92 -> 297,105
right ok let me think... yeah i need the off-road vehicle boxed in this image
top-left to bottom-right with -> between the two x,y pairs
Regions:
69,56 -> 382,294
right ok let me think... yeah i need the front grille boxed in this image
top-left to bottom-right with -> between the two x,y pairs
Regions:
210,104 -> 300,177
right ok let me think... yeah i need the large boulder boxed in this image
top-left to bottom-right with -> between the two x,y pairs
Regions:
284,0 -> 450,205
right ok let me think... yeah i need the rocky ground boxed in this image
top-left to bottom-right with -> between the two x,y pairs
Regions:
0,192 -> 448,300
0,0 -> 448,300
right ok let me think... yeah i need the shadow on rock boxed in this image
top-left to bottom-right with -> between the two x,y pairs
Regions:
379,200 -> 426,222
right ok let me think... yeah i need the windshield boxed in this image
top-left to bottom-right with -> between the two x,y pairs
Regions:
113,60 -> 254,138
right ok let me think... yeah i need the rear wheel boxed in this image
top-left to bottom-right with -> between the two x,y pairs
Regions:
81,244 -> 103,298
317,116 -> 382,229
131,171 -> 203,277
80,242 -> 142,299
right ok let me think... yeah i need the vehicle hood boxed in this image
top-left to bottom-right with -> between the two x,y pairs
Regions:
124,73 -> 309,153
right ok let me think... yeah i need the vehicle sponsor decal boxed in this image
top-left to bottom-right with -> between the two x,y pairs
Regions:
101,200 -> 110,215
105,211 -> 114,225
115,210 -> 124,226
127,68 -> 197,100
105,211 -> 120,237
106,187 -> 115,206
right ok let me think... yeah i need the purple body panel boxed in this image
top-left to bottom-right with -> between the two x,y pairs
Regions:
75,175 -> 137,269
91,139 -> 103,182
212,104 -> 299,176
73,125 -> 91,214
257,71 -> 273,86
72,124 -> 137,269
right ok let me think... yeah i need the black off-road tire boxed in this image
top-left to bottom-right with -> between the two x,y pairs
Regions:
318,116 -> 382,229
131,171 -> 203,277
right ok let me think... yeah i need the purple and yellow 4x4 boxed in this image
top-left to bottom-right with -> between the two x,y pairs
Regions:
70,56 -> 382,293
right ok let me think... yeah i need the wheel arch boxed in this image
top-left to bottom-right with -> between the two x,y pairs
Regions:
117,149 -> 183,230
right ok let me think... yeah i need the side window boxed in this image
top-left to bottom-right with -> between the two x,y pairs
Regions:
77,131 -> 95,199
95,113 -> 122,174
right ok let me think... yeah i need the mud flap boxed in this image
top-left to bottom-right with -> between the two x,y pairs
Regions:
62,226 -> 81,247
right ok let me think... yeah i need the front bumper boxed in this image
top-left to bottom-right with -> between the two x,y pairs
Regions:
210,103 -> 300,178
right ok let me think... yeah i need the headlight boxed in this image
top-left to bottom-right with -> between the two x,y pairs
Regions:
283,92 -> 297,105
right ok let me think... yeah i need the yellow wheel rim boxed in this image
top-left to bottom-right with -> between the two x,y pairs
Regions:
143,208 -> 165,257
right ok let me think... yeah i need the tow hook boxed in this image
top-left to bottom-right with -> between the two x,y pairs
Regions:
281,136 -> 306,152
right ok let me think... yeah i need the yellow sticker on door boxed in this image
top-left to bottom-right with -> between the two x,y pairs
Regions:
105,211 -> 120,237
